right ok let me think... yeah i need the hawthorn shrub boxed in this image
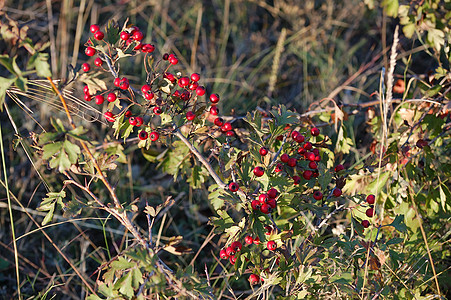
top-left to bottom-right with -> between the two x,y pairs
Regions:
0,8 -> 450,300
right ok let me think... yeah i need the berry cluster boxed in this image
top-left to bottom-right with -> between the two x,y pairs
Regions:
251,187 -> 279,214
361,194 -> 376,228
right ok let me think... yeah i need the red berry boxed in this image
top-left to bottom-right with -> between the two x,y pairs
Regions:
225,246 -> 235,257
293,175 -> 301,185
124,111 -> 132,118
260,203 -> 271,214
185,111 -> 195,121
113,77 -> 121,87
362,220 -> 370,228
291,130 -> 300,140
129,117 -> 137,126
178,77 -> 190,88
267,241 -> 277,251
94,57 -> 103,67
366,208 -> 374,217
84,94 -> 91,101
259,147 -> 268,156
280,153 -> 289,163
309,161 -> 317,169
253,237 -> 260,245
304,142 -> 312,150
138,130 -> 148,140
302,170 -> 312,180
191,73 -> 200,82
214,117 -> 224,127
120,31 -> 130,40
94,95 -> 104,105
104,111 -> 115,122
253,166 -> 264,177
219,249 -> 229,259
210,93 -> 220,103
245,236 -> 254,245
144,91 -> 154,101
135,117 -> 144,127
188,82 -> 199,91
195,86 -> 205,96
306,152 -> 316,162
259,193 -> 268,203
266,198 -> 276,209
267,188 -> 278,199
82,63 -> 90,72
366,194 -> 375,205
275,163 -> 283,172
132,31 -> 143,41
311,127 -> 320,136
85,46 -> 96,57
169,56 -> 178,65
210,106 -> 219,116
229,255 -> 237,265
153,107 -> 162,115
249,274 -> 259,285
90,24 -> 100,33
94,31 -> 104,40
335,164 -> 345,172
83,85 -> 90,94
228,182 -> 239,192
119,78 -> 129,90
287,157 -> 297,167
251,200 -> 261,211
141,84 -> 151,93
313,190 -> 323,200
295,134 -> 305,143
333,188 -> 342,197
107,93 -> 117,102
141,44 -> 155,53
221,122 -> 232,132
231,241 -> 242,252
149,131 -> 159,141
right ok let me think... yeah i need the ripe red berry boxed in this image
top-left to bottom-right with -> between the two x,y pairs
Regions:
120,31 -> 130,40
84,94 -> 91,101
94,95 -> 104,105
221,122 -> 232,132
231,241 -> 242,252
144,91 -> 154,101
219,249 -> 228,259
366,194 -> 375,205
214,117 -> 224,127
306,152 -> 316,162
275,163 -> 283,172
333,188 -> 342,197
82,63 -> 90,72
149,131 -> 159,141
280,153 -> 289,163
153,107 -> 162,115
138,130 -> 148,140
302,170 -> 312,180
210,93 -> 220,103
267,188 -> 278,199
259,147 -> 268,156
253,166 -> 264,177
195,86 -> 205,96
210,106 -> 219,116
260,203 -> 271,214
124,111 -> 132,118
135,117 -> 144,127
245,236 -> 254,245
258,193 -> 268,203
251,200 -> 261,211
229,255 -> 237,265
129,117 -> 137,126
334,164 -> 345,172
309,161 -> 318,169
225,246 -> 235,257
267,241 -> 277,251
94,31 -> 104,40
295,134 -> 305,143
311,127 -> 320,136
85,46 -> 96,57
293,175 -> 301,185
113,77 -> 121,87
119,78 -> 129,90
132,31 -> 143,41
249,274 -> 259,285
141,44 -> 155,53
266,198 -> 276,209
169,56 -> 178,65
186,111 -> 195,121
253,237 -> 261,245
304,142 -> 312,150
188,82 -> 199,90
83,85 -> 90,94
178,77 -> 190,88
228,182 -> 239,192
291,130 -> 300,140
313,190 -> 323,200
94,57 -> 103,67
366,208 -> 374,217
107,93 -> 117,102
104,111 -> 115,122
191,73 -> 200,82
287,157 -> 297,167
362,220 -> 370,228
90,24 -> 100,33
141,84 -> 151,93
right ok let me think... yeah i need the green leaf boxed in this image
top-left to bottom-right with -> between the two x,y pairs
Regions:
28,52 -> 52,77
0,55 -> 15,74
387,215 -> 407,233
0,76 -> 15,110
386,237 -> 404,246
382,0 -> 398,17
105,19 -> 120,45
15,75 -> 28,92
49,149 -> 71,172
63,140 -> 80,164
42,142 -> 63,160
42,206 -> 55,225
111,257 -> 135,270
118,272 -> 134,298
